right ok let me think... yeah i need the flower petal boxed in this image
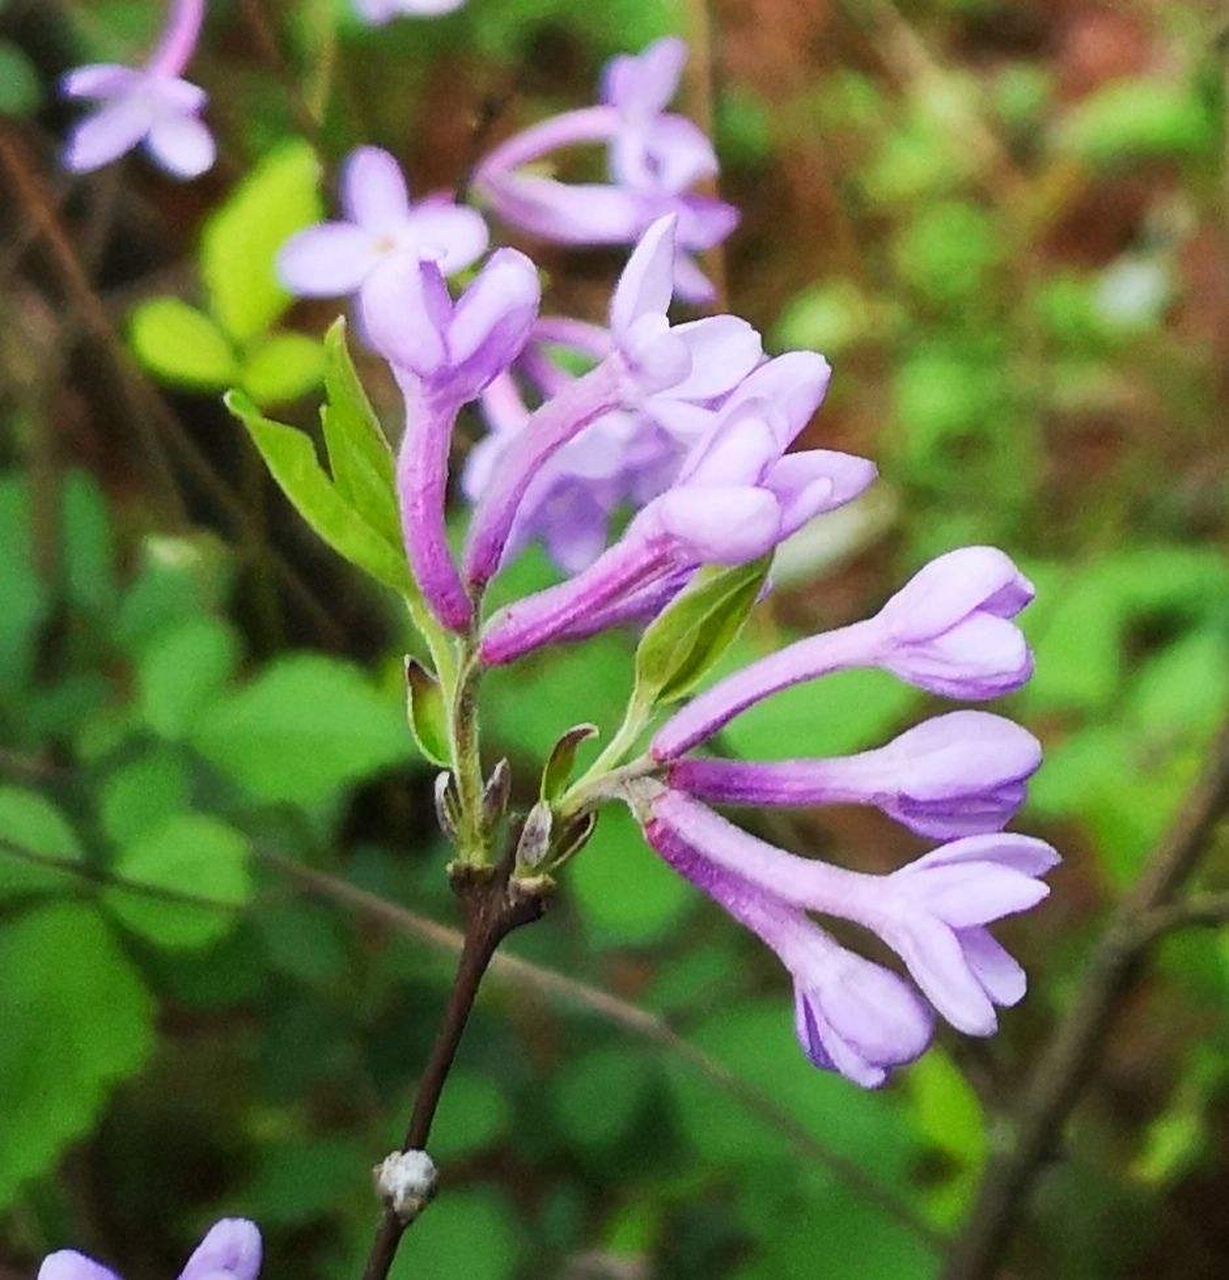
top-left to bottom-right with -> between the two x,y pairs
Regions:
610,213 -> 678,337
341,146 -> 410,230
722,351 -> 833,447
486,174 -> 645,244
891,917 -> 998,1036
665,315 -> 762,401
907,833 -> 1060,878
38,1253 -> 122,1280
60,64 -> 137,99
763,450 -> 876,533
602,37 -> 688,118
359,254 -> 451,375
144,112 -> 215,179
179,1220 -> 262,1280
399,202 -> 489,274
277,224 -> 378,297
63,97 -> 152,173
959,927 -> 1028,1007
656,485 -> 781,564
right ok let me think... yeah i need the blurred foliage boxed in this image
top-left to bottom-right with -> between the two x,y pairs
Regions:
1,0 -> 1228,1278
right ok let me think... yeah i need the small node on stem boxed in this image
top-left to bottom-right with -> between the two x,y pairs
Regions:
434,771 -> 461,840
481,758 -> 512,828
373,1149 -> 437,1223
515,800 -> 553,869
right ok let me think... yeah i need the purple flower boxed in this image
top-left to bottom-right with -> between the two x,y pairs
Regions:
474,37 -> 737,302
479,389 -> 873,665
647,809 -> 934,1087
646,789 -> 1058,1038
670,710 -> 1042,839
463,214 -> 761,592
277,147 -> 488,299
361,249 -> 541,630
653,545 -> 1035,761
40,1220 -> 261,1280
62,0 -> 214,178
354,0 -> 466,21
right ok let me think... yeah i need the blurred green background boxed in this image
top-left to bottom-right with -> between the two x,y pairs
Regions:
0,0 -> 1227,1277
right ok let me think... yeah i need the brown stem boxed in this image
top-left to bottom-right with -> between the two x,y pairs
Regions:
941,724 -> 1229,1280
359,861 -> 547,1280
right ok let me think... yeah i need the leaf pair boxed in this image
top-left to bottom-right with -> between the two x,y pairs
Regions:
129,141 -> 325,406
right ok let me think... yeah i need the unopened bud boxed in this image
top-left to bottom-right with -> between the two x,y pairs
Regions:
516,800 -> 553,868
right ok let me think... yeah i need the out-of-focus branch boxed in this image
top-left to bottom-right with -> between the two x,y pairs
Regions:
941,725 -> 1229,1280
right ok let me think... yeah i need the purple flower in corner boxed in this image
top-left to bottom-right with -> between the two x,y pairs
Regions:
62,0 -> 214,178
353,0 -> 466,24
474,37 -> 738,302
40,1220 -> 261,1280
278,146 -> 488,300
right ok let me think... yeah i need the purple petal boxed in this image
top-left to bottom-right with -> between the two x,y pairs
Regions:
144,112 -> 215,179
816,956 -> 934,1069
179,1220 -> 262,1280
891,916 -> 998,1037
277,224 -> 378,297
602,37 -> 688,117
906,833 -> 1060,878
958,927 -> 1028,1006
613,117 -> 717,194
485,174 -> 644,245
359,255 -> 450,375
610,214 -> 678,338
656,486 -> 781,564
672,252 -> 716,304
63,97 -> 152,173
400,202 -> 489,274
883,612 -> 1034,700
892,712 -> 1042,799
341,146 -> 410,230
880,546 -> 1034,644
900,863 -> 1049,928
618,312 -> 692,393
722,352 -> 833,447
39,1254 -> 122,1280
763,450 -> 877,534
60,64 -> 137,99
795,987 -> 886,1087
152,76 -> 209,113
674,191 -> 740,249
666,315 -> 762,401
447,247 -> 540,391
680,406 -> 777,486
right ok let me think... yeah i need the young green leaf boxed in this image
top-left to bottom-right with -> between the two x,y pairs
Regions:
320,319 -> 401,546
632,556 -> 771,709
129,297 -> 238,390
241,331 -> 326,406
405,657 -> 451,767
225,390 -> 413,597
540,723 -> 598,802
201,140 -> 323,344
0,786 -> 84,900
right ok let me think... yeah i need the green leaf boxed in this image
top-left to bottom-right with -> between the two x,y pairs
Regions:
430,1069 -> 513,1162
906,1049 -> 987,1226
129,298 -> 238,389
0,786 -> 84,899
320,318 -> 401,545
551,1047 -> 652,1149
138,616 -> 241,740
0,41 -> 42,117
1060,80 -> 1216,169
632,557 -> 771,710
201,140 -> 323,343
241,331 -> 327,406
107,813 -> 251,949
226,390 -> 413,597
191,653 -> 407,807
540,723 -> 598,802
98,750 -> 193,846
389,1187 -> 526,1280
115,532 -> 232,658
0,903 -> 154,1208
569,805 -> 693,946
0,474 -> 50,695
61,469 -> 117,615
405,657 -> 451,767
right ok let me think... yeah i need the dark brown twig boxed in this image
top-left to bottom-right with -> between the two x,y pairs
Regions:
941,725 -> 1229,1280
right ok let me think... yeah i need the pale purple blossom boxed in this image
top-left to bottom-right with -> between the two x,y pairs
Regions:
646,788 -> 1058,1039
353,0 -> 466,21
278,147 -> 488,299
670,710 -> 1042,839
648,808 -> 934,1087
653,546 -> 1036,761
474,37 -> 737,302
479,386 -> 873,665
361,248 -> 541,630
40,1220 -> 261,1280
463,214 -> 761,593
61,0 -> 214,178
